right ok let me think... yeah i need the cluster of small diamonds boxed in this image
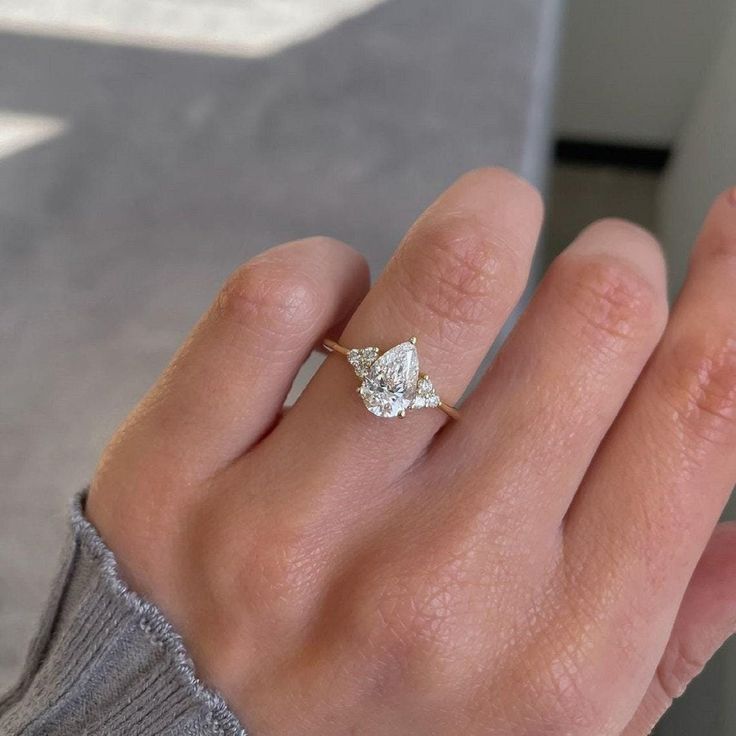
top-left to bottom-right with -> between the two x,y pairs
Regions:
347,346 -> 380,378
412,374 -> 441,409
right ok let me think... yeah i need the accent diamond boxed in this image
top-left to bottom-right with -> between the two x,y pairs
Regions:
347,346 -> 380,378
358,340 -> 420,418
411,374 -> 441,409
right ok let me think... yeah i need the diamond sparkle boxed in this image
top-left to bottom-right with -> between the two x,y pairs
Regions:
359,341 -> 418,417
412,374 -> 441,409
347,346 -> 380,378
325,334 -> 452,419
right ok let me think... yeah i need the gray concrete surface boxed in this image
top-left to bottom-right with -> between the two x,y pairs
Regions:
0,0 -> 561,689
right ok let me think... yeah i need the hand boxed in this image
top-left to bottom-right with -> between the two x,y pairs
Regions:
88,169 -> 736,735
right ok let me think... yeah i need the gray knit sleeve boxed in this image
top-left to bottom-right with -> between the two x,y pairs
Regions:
0,492 -> 247,736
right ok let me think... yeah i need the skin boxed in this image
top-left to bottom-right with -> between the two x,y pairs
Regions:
88,168 -> 736,735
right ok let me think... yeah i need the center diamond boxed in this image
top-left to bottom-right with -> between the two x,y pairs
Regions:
358,340 -> 420,418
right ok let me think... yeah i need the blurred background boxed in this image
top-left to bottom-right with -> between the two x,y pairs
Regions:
0,1 -> 734,732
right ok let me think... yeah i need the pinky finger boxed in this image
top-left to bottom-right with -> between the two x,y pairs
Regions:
621,522 -> 736,736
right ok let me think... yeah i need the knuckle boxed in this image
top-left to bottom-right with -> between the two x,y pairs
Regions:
460,166 -> 544,209
552,250 -> 662,351
697,190 -> 736,264
216,258 -> 323,334
515,650 -> 605,736
584,216 -> 656,242
655,639 -> 706,703
324,571 -> 421,697
658,331 -> 736,453
341,562 -> 472,691
351,572 -> 434,655
293,234 -> 368,274
506,587 -> 623,735
247,538 -> 317,615
395,214 -> 524,339
701,231 -> 736,267
199,508 -> 323,627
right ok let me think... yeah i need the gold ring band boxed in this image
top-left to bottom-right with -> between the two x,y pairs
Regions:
323,337 -> 459,421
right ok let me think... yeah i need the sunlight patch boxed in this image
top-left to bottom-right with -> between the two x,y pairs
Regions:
0,0 -> 391,58
0,110 -> 67,161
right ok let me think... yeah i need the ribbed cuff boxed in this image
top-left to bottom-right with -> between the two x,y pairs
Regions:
0,491 -> 247,736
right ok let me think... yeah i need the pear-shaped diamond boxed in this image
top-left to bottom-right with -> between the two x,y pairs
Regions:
358,340 -> 419,417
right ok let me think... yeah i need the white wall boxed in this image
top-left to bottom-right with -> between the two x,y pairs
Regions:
555,0 -> 731,145
659,3 -> 736,294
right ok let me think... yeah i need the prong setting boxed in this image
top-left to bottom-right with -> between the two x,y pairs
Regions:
324,336 -> 458,420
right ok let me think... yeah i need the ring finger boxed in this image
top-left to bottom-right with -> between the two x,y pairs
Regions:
264,168 -> 544,492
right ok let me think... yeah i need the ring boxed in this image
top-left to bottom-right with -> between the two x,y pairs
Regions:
322,336 -> 459,420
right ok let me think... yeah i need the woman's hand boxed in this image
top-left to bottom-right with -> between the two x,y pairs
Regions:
87,169 -> 736,736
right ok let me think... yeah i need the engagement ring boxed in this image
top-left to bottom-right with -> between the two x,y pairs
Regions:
323,336 -> 459,420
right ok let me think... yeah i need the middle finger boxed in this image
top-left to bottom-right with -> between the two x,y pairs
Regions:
430,218 -> 669,533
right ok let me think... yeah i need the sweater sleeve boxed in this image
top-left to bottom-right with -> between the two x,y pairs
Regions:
0,492 -> 247,736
